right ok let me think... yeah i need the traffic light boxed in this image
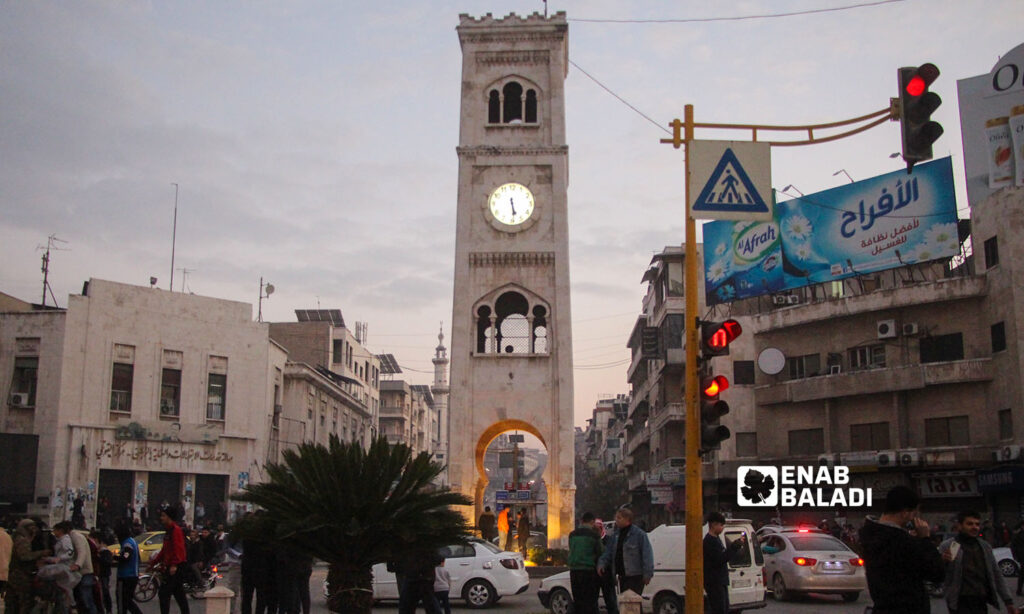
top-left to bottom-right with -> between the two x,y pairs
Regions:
700,373 -> 731,452
898,63 -> 943,172
700,319 -> 742,357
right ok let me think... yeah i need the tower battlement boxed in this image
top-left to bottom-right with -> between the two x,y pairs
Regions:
458,11 -> 567,27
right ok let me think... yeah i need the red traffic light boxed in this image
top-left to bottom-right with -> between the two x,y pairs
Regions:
906,76 -> 926,97
702,375 -> 729,397
701,319 -> 742,356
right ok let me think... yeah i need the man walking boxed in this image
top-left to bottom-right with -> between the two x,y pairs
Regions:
68,523 -> 99,614
478,506 -> 497,542
516,510 -> 531,554
150,508 -> 190,614
598,508 -> 654,597
860,485 -> 945,614
568,512 -> 603,614
703,512 -> 746,614
939,511 -> 1017,614
497,508 -> 510,551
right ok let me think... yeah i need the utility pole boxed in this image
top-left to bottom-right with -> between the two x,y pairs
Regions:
38,234 -> 68,308
170,183 -> 179,292
660,102 -> 895,614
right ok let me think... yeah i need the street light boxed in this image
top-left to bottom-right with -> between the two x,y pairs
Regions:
833,169 -> 854,183
780,184 -> 804,197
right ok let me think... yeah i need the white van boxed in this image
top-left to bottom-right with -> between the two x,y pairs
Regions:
538,519 -> 767,614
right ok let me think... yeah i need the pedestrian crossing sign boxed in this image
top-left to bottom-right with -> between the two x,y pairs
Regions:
689,140 -> 772,221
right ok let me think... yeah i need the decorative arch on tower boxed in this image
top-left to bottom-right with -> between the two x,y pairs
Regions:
485,75 -> 540,125
473,284 -> 550,355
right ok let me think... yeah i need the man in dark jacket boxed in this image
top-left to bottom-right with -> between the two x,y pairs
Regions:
568,512 -> 603,614
703,512 -> 746,614
860,485 -> 945,614
478,507 -> 497,542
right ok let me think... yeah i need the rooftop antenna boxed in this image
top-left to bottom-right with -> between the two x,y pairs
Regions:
176,267 -> 196,293
36,234 -> 69,307
543,0 -> 548,17
169,183 -> 179,291
258,277 -> 275,322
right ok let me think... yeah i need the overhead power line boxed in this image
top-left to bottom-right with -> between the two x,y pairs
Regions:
570,0 -> 906,23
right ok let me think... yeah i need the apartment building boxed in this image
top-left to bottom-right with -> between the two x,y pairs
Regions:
0,278 -> 287,528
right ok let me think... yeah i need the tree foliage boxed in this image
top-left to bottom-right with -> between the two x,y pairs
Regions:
575,467 -> 629,520
234,436 -> 471,613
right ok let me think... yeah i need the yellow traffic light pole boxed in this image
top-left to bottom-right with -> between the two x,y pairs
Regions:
662,103 -> 893,614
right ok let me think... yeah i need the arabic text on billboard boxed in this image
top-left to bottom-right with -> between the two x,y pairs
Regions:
703,158 -> 958,305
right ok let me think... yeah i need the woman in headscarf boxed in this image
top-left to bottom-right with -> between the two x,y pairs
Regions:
6,519 -> 51,614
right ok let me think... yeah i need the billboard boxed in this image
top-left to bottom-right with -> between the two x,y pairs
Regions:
703,158 -> 958,305
957,42 -> 1024,206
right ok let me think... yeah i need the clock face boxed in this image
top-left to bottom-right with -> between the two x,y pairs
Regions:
488,183 -> 535,226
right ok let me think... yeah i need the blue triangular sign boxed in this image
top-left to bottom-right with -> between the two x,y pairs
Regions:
692,148 -> 768,213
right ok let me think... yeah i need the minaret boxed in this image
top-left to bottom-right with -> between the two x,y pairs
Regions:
431,323 -> 450,482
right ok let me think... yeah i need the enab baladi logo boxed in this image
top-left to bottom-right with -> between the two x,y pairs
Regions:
737,466 -> 872,508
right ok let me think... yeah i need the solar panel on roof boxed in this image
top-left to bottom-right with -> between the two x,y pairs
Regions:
294,309 -> 345,327
377,353 -> 402,374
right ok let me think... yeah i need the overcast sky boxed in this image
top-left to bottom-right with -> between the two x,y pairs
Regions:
1,1 -> 1020,427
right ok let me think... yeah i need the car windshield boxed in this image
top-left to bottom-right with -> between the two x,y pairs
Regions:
476,540 -> 503,554
788,535 -> 849,552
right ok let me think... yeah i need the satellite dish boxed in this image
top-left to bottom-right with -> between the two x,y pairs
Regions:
265,284 -> 275,296
757,347 -> 786,375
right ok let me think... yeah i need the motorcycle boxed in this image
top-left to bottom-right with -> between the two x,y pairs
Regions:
136,563 -> 220,602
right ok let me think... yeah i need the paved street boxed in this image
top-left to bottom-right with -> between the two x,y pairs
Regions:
114,566 -> 1023,614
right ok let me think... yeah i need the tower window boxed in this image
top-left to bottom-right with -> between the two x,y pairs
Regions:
475,292 -> 550,355
532,305 -> 548,353
488,90 -> 500,124
525,90 -> 538,123
502,82 -> 523,123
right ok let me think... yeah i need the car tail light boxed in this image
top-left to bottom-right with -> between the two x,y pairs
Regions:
210,565 -> 217,574
797,529 -> 810,533
762,567 -> 767,586
793,557 -> 817,566
849,558 -> 864,567
500,558 -> 519,570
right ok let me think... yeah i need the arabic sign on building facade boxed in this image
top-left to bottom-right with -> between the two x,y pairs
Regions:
702,157 -> 958,304
957,42 -> 1024,206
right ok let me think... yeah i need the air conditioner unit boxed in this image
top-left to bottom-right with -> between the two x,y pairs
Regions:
902,323 -> 920,336
786,295 -> 801,305
772,295 -> 788,306
876,450 -> 897,467
877,319 -> 897,339
9,392 -> 30,407
999,445 -> 1022,462
897,449 -> 920,466
817,453 -> 838,467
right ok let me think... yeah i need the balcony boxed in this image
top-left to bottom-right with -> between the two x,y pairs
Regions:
626,424 -> 651,456
758,358 -> 994,405
650,403 -> 685,432
754,276 -> 987,332
628,471 -> 648,492
647,457 -> 685,485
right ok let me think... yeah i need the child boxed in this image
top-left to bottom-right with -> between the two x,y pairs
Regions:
433,558 -> 451,614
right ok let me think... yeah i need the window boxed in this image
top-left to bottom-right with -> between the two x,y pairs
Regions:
787,354 -> 820,379
10,357 -> 39,407
850,421 -> 890,451
502,82 -> 523,123
476,291 -> 550,355
160,368 -> 181,417
920,333 -> 964,363
332,339 -> 343,364
733,361 -> 755,385
736,432 -> 758,457
110,363 -> 134,413
984,236 -> 999,269
206,373 -> 226,421
849,344 -> 886,370
488,90 -> 500,123
666,261 -> 684,297
788,428 -> 824,456
992,322 -> 1007,353
999,409 -> 1013,441
488,81 -> 539,125
924,415 -> 970,446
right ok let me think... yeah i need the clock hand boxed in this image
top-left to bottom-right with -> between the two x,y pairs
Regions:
509,197 -> 517,216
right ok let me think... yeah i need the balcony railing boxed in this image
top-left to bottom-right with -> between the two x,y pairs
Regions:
757,358 -> 993,405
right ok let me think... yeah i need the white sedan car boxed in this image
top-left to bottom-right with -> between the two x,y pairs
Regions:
327,538 -> 530,609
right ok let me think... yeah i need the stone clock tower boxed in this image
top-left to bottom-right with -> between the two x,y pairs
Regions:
448,12 -> 574,545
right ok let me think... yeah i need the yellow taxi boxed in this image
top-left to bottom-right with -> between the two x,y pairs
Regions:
106,530 -> 165,563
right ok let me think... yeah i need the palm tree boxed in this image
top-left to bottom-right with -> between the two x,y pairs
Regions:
234,435 -> 471,614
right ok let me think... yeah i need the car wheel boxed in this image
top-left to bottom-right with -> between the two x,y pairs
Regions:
841,591 -> 860,602
549,587 -> 574,614
653,593 -> 683,614
772,573 -> 791,601
999,559 -> 1019,578
462,579 -> 496,609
